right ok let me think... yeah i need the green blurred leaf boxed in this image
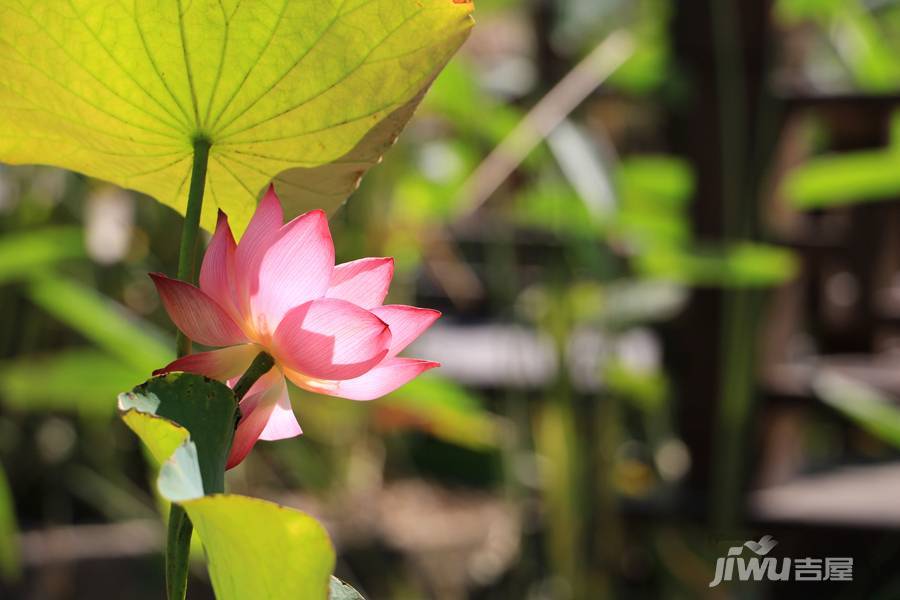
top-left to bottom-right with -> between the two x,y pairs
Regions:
605,360 -> 668,413
835,6 -> 900,92
27,275 -> 173,372
120,394 -> 336,600
514,180 -> 603,240
0,227 -> 84,284
606,0 -> 672,95
592,280 -> 688,328
617,155 -> 694,207
0,464 -> 19,582
0,0 -> 473,234
330,577 -> 366,600
775,0 -> 900,92
377,375 -> 499,450
637,242 -> 797,288
426,59 -> 525,148
814,371 -> 900,448
615,155 -> 694,247
784,149 -> 900,209
775,0 -> 846,23
0,350 -> 143,416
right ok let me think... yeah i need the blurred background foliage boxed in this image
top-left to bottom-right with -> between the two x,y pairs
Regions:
6,0 -> 900,598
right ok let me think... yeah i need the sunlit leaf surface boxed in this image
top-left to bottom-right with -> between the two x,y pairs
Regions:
0,0 -> 474,234
185,494 -> 334,600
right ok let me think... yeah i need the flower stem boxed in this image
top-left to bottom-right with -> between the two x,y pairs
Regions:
165,504 -> 192,600
167,137 -> 211,600
175,137 -> 212,358
233,352 -> 276,401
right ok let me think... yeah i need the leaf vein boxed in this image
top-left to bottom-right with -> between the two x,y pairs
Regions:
207,0 -> 289,132
217,5 -> 423,141
177,0 -> 202,126
212,0 -> 360,136
130,0 -> 194,128
67,0 -> 192,133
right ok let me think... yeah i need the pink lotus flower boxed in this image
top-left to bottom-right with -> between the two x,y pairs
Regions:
151,187 -> 440,468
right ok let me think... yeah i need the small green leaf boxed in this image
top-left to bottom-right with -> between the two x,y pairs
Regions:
514,180 -> 604,240
784,150 -> 900,209
814,371 -> 900,448
605,360 -> 669,414
615,156 -> 694,247
330,576 -> 366,600
0,0 -> 474,234
617,156 -> 694,208
120,373 -> 235,494
637,242 -> 797,288
120,409 -> 191,467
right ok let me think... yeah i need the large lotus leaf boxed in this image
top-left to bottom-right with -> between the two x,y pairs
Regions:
120,378 -> 336,599
0,0 -> 474,235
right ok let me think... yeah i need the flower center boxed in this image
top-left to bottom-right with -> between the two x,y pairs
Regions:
248,313 -> 273,346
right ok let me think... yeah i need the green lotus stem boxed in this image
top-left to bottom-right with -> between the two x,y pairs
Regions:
165,504 -> 192,600
175,137 -> 211,358
712,289 -> 755,531
233,352 -> 276,401
709,0 -> 757,534
167,137 -> 211,600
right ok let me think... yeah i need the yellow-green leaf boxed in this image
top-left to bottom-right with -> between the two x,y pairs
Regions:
184,495 -> 335,600
0,0 -> 474,234
120,409 -> 190,467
